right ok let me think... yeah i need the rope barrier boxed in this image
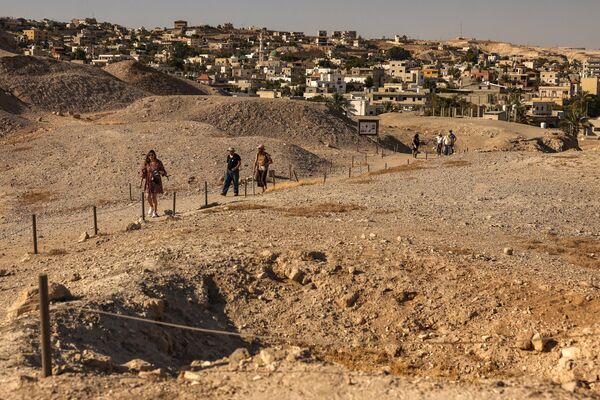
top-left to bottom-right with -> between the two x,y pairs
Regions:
0,152 -> 445,249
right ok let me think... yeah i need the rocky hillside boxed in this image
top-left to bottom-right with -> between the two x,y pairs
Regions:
103,60 -> 209,96
108,96 -> 362,147
0,56 -> 148,113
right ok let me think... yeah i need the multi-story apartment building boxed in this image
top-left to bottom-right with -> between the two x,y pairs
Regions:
305,71 -> 346,97
583,58 -> 600,78
369,87 -> 429,111
539,70 -> 560,86
316,30 -> 328,46
535,84 -> 574,106
23,28 -> 49,44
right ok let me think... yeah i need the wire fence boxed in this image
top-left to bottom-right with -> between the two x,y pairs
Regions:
0,146 -> 450,252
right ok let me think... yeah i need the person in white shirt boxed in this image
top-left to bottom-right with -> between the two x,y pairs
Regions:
435,133 -> 444,157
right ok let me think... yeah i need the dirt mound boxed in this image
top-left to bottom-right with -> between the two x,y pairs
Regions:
0,31 -> 16,54
0,90 -> 26,114
0,120 -> 329,215
103,60 -> 208,96
0,109 -> 30,137
109,96 -> 361,147
0,56 -> 148,113
380,113 -> 577,153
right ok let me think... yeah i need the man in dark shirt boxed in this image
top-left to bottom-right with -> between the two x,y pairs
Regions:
222,147 -> 241,196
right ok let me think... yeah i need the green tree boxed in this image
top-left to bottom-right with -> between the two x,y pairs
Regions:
73,48 -> 87,61
327,93 -> 351,115
588,95 -> 600,118
364,76 -> 374,89
382,101 -> 395,113
561,91 -> 593,137
318,59 -> 334,68
508,88 -> 527,123
423,79 -> 437,91
386,46 -> 412,61
462,49 -> 477,63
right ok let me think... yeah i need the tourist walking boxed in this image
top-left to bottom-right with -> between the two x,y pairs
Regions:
254,144 -> 273,193
221,147 -> 241,196
412,133 -> 420,158
449,130 -> 457,154
436,133 -> 444,157
140,150 -> 168,218
443,131 -> 454,156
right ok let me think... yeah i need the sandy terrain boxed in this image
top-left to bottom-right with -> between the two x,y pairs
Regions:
380,113 -> 578,153
1,147 -> 600,399
0,55 -> 599,398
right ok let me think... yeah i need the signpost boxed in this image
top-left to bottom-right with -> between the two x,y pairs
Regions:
357,118 -> 379,136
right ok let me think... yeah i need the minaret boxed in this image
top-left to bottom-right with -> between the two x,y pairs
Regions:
259,31 -> 265,64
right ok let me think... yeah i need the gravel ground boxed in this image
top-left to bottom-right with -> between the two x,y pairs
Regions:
1,149 -> 600,399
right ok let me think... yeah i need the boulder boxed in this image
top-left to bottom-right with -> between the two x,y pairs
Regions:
122,359 -> 154,372
78,232 -> 90,243
337,292 -> 359,308
82,350 -> 113,372
228,348 -> 251,368
259,348 -> 286,366
138,368 -> 165,380
6,283 -> 72,320
287,267 -> 304,283
531,333 -> 553,352
125,222 -> 141,232
515,333 -> 534,351
143,298 -> 166,320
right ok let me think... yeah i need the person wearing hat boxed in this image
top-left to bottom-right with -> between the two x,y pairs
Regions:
221,147 -> 241,196
253,144 -> 273,193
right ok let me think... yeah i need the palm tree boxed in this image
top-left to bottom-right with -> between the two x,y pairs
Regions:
507,87 -> 527,123
382,101 -> 395,113
561,91 -> 593,137
327,93 -> 351,116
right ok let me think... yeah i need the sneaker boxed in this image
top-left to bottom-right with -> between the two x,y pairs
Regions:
152,211 -> 159,218
221,193 -> 226,197
148,208 -> 153,216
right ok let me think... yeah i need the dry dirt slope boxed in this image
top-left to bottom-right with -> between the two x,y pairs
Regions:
103,60 -> 209,96
0,56 -> 149,113
380,113 -> 578,153
0,118 -> 331,222
107,95 -> 364,147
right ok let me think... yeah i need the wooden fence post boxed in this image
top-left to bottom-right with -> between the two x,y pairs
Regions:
93,206 -> 98,236
129,183 -> 132,202
38,274 -> 52,378
172,192 -> 176,215
204,181 -> 208,207
32,214 -> 38,255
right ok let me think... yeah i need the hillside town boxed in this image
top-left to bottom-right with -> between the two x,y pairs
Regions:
5,6 -> 600,399
1,16 -> 600,135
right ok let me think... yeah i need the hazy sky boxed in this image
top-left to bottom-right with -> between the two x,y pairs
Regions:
3,0 -> 600,49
